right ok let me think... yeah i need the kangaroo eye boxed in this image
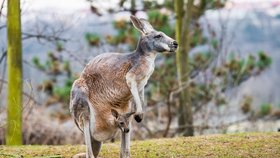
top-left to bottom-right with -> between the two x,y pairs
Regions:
120,122 -> 124,125
154,34 -> 162,39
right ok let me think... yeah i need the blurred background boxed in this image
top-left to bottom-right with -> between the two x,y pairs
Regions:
0,0 -> 280,145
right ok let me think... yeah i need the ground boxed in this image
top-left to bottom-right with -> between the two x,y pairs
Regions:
0,132 -> 279,158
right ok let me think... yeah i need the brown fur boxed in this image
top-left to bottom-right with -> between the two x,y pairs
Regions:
72,52 -> 153,133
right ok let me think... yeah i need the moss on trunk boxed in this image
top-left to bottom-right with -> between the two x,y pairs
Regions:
175,0 -> 195,136
6,0 -> 23,145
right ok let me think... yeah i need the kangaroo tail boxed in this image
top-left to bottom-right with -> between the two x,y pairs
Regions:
70,83 -> 90,133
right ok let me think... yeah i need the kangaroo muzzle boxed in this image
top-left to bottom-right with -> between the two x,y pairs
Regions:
124,128 -> 130,133
168,40 -> 178,52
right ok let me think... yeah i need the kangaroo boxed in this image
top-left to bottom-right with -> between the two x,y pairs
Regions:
70,15 -> 178,158
111,109 -> 134,133
72,106 -> 134,158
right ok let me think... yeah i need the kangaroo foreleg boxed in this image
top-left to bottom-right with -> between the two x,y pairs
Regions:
129,100 -> 136,112
129,89 -> 144,122
139,89 -> 144,110
126,75 -> 143,122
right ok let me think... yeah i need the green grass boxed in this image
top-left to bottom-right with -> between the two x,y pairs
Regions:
0,132 -> 279,158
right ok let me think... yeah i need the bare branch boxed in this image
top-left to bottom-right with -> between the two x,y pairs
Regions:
0,54 -> 6,95
63,49 -> 87,66
0,0 -> 5,18
22,32 -> 69,42
22,59 -> 49,75
0,50 -> 6,64
139,122 -> 154,137
163,92 -> 173,137
0,24 -> 5,30
22,80 -> 36,121
169,80 -> 191,103
0,79 -> 41,105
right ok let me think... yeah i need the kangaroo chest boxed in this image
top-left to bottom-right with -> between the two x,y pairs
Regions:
136,63 -> 154,90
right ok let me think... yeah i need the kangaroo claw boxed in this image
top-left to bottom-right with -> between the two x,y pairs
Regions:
134,113 -> 143,123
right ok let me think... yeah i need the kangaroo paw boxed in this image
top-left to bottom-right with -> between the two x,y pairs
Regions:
134,113 -> 143,123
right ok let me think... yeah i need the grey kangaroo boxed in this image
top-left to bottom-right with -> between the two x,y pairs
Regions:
70,15 -> 178,158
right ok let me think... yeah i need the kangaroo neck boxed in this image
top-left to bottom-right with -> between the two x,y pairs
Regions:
134,37 -> 157,61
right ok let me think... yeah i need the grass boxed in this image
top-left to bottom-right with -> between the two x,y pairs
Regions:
0,132 -> 279,158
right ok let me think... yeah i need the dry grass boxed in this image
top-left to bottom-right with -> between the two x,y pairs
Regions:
0,107 -> 83,145
0,132 -> 279,158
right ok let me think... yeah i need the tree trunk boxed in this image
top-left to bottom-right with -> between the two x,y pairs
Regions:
6,0 -> 23,145
175,0 -> 194,136
131,0 -> 136,15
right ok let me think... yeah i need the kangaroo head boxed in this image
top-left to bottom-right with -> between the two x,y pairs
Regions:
111,109 -> 135,133
130,15 -> 178,53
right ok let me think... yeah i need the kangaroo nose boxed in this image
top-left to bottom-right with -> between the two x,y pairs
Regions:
124,128 -> 130,133
172,41 -> 178,48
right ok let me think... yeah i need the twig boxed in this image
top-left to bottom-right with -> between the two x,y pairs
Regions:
0,79 -> 41,105
0,54 -> 6,95
37,156 -> 63,158
0,153 -> 19,158
0,0 -> 5,19
22,59 -> 49,75
63,49 -> 87,66
22,80 -> 36,121
194,102 -> 205,113
22,32 -> 69,42
0,24 -> 5,30
0,51 -> 6,64
163,92 -> 173,137
169,81 -> 190,103
139,122 -> 153,137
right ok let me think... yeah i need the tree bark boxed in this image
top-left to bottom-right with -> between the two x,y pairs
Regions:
175,0 -> 194,136
6,0 -> 23,145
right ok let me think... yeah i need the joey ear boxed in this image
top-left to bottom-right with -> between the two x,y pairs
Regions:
111,109 -> 119,118
126,111 -> 135,118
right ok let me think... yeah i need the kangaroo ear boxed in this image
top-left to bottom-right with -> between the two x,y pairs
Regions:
126,111 -> 135,118
111,109 -> 119,119
130,15 -> 145,34
130,15 -> 154,34
139,18 -> 154,33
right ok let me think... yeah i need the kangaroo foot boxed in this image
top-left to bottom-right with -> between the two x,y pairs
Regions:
120,150 -> 131,158
134,113 -> 143,123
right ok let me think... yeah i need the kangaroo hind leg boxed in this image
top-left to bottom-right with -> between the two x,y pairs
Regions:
70,82 -> 98,158
84,118 -> 94,158
84,118 -> 102,158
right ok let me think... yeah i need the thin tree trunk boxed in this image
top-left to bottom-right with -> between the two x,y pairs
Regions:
131,0 -> 136,15
175,0 -> 194,136
6,0 -> 23,145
